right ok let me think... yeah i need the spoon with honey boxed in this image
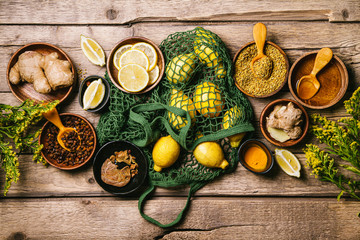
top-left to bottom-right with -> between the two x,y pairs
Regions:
296,47 -> 333,100
250,22 -> 273,79
42,108 -> 81,152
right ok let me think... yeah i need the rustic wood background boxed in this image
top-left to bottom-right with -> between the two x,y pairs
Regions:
0,0 -> 360,239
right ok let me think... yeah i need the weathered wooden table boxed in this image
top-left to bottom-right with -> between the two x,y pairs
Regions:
1,1 -> 360,239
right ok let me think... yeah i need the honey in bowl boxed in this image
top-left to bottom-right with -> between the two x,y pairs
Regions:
294,54 -> 341,106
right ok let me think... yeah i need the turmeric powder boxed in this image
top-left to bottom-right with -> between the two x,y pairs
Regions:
244,145 -> 268,172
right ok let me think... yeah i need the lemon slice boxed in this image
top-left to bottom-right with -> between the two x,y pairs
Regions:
83,78 -> 105,110
274,149 -> 301,178
119,49 -> 150,71
148,65 -> 159,86
131,42 -> 158,71
118,64 -> 149,92
113,44 -> 133,70
80,35 -> 106,67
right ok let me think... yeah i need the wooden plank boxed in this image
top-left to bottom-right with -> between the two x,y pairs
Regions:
0,0 -> 359,24
0,197 -> 359,239
1,22 -> 359,92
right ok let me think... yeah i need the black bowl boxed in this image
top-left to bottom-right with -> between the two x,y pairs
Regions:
79,75 -> 110,113
238,139 -> 274,174
93,140 -> 148,195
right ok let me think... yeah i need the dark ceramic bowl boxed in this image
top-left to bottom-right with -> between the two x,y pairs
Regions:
93,140 -> 148,196
107,36 -> 165,94
288,51 -> 348,109
39,113 -> 97,170
79,75 -> 110,113
238,139 -> 274,174
259,99 -> 309,147
233,41 -> 289,98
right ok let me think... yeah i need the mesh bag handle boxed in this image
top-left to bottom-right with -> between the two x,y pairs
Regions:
138,180 -> 205,228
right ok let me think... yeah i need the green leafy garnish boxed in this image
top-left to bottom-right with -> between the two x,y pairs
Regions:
304,87 -> 360,200
0,99 -> 58,196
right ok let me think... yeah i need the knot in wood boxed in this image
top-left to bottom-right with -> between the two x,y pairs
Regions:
341,9 -> 349,19
106,9 -> 118,20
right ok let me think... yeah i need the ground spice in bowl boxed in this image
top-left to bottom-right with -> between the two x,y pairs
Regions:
234,42 -> 288,98
40,114 -> 96,170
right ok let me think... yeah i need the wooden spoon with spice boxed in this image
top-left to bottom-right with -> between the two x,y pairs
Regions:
42,108 -> 81,152
250,22 -> 273,80
296,47 -> 333,100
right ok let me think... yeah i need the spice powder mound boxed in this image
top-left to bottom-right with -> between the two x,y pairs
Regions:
44,116 -> 95,166
235,43 -> 287,96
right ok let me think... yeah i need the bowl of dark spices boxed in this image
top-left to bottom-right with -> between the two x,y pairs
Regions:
93,140 -> 148,196
233,41 -> 289,98
39,113 -> 97,170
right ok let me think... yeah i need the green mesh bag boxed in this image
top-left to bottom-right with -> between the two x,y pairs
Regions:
96,27 -> 255,228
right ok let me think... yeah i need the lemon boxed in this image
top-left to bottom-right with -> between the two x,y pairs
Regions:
274,149 -> 301,178
193,81 -> 224,118
215,62 -> 226,79
80,35 -> 106,67
82,78 -> 105,110
194,27 -> 217,45
131,42 -> 158,71
119,49 -> 150,71
165,53 -> 196,84
193,141 -> 228,169
168,89 -> 196,130
148,65 -> 160,86
118,64 -> 149,92
194,44 -> 220,68
152,135 -> 180,172
113,44 -> 133,70
222,106 -> 246,148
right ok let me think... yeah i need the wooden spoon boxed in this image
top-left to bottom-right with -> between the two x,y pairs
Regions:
42,108 -> 81,152
296,47 -> 333,100
250,23 -> 273,79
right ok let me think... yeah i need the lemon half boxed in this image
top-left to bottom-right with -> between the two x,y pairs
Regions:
83,78 -> 105,110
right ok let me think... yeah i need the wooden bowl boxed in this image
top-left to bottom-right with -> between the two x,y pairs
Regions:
238,139 -> 274,174
39,113 -> 97,170
92,140 -> 148,196
288,51 -> 348,109
260,99 -> 309,147
233,41 -> 289,98
107,36 -> 165,94
7,42 -> 76,104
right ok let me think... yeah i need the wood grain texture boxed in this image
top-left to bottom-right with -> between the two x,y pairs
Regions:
0,197 -> 359,239
0,0 -> 359,24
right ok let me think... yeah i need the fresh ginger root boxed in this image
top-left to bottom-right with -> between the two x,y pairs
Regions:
9,51 -> 73,94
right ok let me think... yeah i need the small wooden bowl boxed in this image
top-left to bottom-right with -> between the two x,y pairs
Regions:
288,51 -> 348,109
107,37 -> 165,94
260,99 -> 309,147
39,113 -> 97,170
93,140 -> 148,196
238,139 -> 274,174
7,42 -> 76,104
233,41 -> 289,98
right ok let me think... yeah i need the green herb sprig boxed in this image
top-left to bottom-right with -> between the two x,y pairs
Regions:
0,99 -> 58,196
304,87 -> 360,200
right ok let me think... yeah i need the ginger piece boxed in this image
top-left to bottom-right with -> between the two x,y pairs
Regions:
42,52 -> 74,91
266,102 -> 303,141
9,51 -> 51,93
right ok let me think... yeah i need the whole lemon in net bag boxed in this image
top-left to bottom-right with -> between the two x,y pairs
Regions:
168,89 -> 196,130
165,53 -> 196,84
193,141 -> 229,169
222,106 -> 246,148
193,81 -> 224,118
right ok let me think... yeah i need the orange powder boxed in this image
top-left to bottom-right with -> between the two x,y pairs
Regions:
244,145 -> 268,172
